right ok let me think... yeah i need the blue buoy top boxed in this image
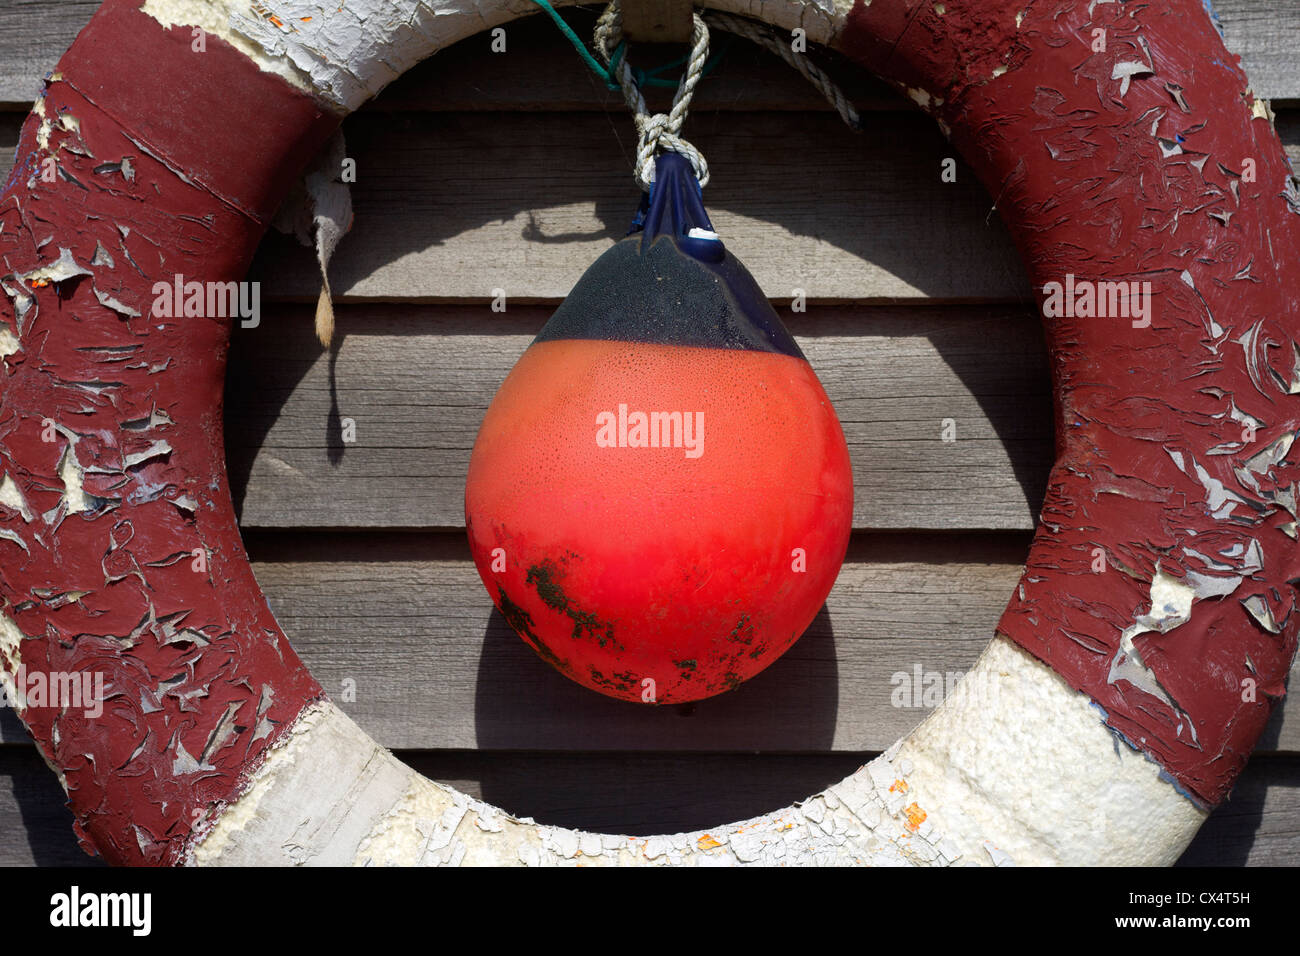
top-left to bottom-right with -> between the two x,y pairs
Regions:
533,152 -> 806,359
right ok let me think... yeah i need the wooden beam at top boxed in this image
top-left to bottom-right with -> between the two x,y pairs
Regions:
620,0 -> 695,44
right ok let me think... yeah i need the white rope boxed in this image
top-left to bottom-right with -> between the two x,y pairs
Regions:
704,11 -> 862,132
594,2 -> 712,190
594,3 -> 861,192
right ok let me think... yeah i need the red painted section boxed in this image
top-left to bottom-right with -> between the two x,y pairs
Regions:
0,0 -> 338,863
837,0 -> 1300,806
466,339 -> 853,703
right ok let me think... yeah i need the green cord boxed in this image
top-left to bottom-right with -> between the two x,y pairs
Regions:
525,0 -> 613,82
525,0 -> 729,91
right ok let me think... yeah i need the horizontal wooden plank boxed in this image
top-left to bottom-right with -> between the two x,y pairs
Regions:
0,745 -> 104,866
224,303 -> 1053,532
0,0 -> 99,109
1,744 -> 1294,865
8,531 -> 1292,752
246,109 -> 1029,303
1214,0 -> 1300,106
1,1 -> 1298,109
248,107 -> 1297,303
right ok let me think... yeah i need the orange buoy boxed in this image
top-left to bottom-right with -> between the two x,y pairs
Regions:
466,153 -> 853,703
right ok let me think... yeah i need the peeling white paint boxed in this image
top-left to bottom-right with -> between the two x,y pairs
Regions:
55,444 -> 90,517
1108,566 -> 1199,743
141,0 -> 315,97
0,473 -> 33,522
1113,61 -> 1155,98
0,323 -> 19,362
23,247 -> 92,286
145,0 -> 840,112
1241,593 -> 1281,633
0,613 -> 25,691
122,440 -> 172,470
193,637 -> 1206,867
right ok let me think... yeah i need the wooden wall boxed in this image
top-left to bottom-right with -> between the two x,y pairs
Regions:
1,0 -> 1297,866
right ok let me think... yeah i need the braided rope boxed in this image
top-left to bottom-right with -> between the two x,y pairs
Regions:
704,11 -> 862,131
594,2 -> 712,190
592,3 -> 860,191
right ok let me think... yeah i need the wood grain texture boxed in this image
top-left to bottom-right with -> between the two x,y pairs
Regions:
244,108 -> 1300,302
620,0 -> 694,43
8,532 -> 1291,752
1,745 -> 1294,865
224,303 -> 1053,531
245,110 -> 1029,303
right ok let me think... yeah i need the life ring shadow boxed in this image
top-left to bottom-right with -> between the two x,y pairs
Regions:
472,603 -> 840,830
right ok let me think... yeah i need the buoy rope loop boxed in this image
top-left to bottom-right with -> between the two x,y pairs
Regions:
595,1 -> 712,190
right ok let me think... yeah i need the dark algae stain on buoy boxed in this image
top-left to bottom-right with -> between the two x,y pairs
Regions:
466,153 -> 853,704
497,585 -> 573,677
526,558 -> 623,652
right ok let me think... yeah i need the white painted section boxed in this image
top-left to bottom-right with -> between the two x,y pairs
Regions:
55,444 -> 89,517
0,613 -> 26,709
0,474 -> 33,521
892,637 -> 1205,867
0,324 -> 21,361
193,637 -> 1205,866
141,0 -> 315,96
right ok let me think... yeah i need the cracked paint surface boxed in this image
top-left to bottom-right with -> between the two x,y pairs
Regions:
834,0 -> 1300,806
0,0 -> 339,863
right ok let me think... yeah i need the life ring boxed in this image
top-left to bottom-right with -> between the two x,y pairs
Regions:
0,0 -> 1295,866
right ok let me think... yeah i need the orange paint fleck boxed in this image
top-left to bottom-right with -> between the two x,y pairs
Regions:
904,802 -> 927,831
697,834 -> 721,850
269,14 -> 284,27
890,778 -> 909,793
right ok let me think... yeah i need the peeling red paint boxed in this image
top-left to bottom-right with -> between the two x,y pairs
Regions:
0,0 -> 339,863
836,0 -> 1300,806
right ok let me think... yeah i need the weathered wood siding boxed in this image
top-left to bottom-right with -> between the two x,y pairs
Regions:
1,1 -> 1297,866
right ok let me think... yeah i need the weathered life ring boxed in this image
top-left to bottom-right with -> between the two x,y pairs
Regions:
1,0 -> 1296,866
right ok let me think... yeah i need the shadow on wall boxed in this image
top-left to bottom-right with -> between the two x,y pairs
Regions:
246,107 -> 1030,304
471,603 -> 841,830
2,745 -> 105,866
473,604 -> 840,748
